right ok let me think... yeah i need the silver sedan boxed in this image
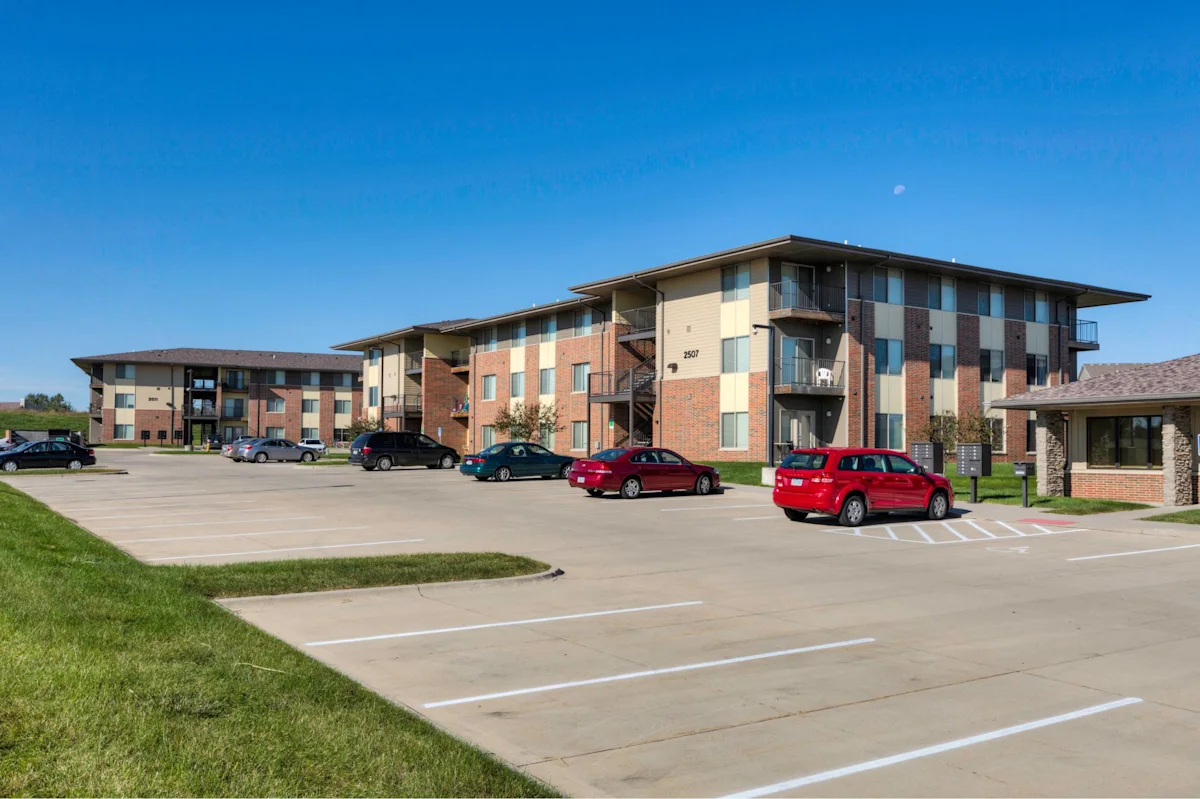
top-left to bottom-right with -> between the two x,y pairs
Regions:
236,438 -> 317,463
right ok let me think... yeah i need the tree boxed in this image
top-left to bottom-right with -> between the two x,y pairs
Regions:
917,411 -> 958,454
23,393 -> 74,412
492,401 -> 562,444
346,415 -> 385,439
958,409 -> 1005,449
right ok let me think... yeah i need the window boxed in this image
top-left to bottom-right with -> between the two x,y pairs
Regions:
873,267 -> 903,304
539,367 -> 555,395
480,425 -> 495,448
302,399 -> 319,413
1087,415 -> 1162,469
333,428 -> 348,443
415,434 -> 439,448
1026,354 -> 1048,387
334,399 -> 351,415
1027,416 -> 1037,453
115,364 -> 136,379
512,321 -> 526,347
301,427 -> 319,440
571,421 -> 589,450
267,397 -> 285,413
266,370 -> 285,385
113,424 -> 133,440
986,417 -> 1005,451
369,349 -> 381,366
115,393 -> 135,409
482,374 -> 497,401
222,399 -> 245,417
980,349 -> 1004,383
721,336 -> 750,373
840,453 -> 887,472
510,371 -> 525,397
225,370 -> 245,390
929,344 -> 956,379
720,412 -> 749,449
874,413 -> 904,450
337,373 -> 353,387
482,326 -> 498,352
572,363 -> 590,392
574,308 -> 593,336
781,452 -> 828,470
302,372 -> 320,386
541,426 -> 556,450
978,284 -> 1004,317
721,263 -> 750,302
368,386 -> 379,407
1024,290 -> 1049,323
886,454 -> 920,474
659,450 -> 683,465
874,339 -> 903,375
540,316 -> 557,342
266,427 -> 284,439
927,276 -> 955,311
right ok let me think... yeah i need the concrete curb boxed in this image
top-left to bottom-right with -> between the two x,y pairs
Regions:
1,469 -> 128,479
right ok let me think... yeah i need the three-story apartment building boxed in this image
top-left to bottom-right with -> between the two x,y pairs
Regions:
74,348 -> 362,445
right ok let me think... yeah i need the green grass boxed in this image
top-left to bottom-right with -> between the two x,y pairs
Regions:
945,462 -> 1150,515
1140,509 -> 1200,524
0,410 -> 89,433
0,482 -> 556,797
0,468 -> 125,477
699,461 -> 768,486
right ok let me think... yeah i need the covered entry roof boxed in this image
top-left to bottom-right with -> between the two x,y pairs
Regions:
993,353 -> 1200,410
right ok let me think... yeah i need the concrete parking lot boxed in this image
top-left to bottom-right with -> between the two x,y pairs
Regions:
9,449 -> 1200,796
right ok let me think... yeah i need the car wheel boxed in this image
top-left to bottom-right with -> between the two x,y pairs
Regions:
301,452 -> 314,463
1,460 -> 17,472
254,452 -> 268,464
559,463 -> 571,479
377,456 -> 393,472
620,477 -> 641,499
495,466 -> 512,482
440,454 -> 455,470
586,488 -> 604,497
66,459 -> 83,471
838,494 -> 867,527
784,508 -> 808,522
694,473 -> 713,496
927,490 -> 950,521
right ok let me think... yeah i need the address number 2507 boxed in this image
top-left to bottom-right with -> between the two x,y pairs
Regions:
683,350 -> 699,359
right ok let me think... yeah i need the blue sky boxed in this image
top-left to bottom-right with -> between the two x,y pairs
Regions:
2,1 -> 1197,406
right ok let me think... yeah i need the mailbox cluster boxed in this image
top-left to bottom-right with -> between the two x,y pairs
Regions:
909,442 -> 944,474
956,443 -> 992,477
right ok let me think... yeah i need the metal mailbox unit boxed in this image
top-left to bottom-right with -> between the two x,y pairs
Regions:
1013,461 -> 1036,507
909,442 -> 944,474
956,443 -> 992,502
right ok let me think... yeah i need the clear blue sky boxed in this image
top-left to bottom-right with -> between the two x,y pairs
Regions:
2,1 -> 1196,407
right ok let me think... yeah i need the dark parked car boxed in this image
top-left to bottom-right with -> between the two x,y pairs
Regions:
0,440 -> 97,472
567,447 -> 719,499
460,442 -> 574,482
348,431 -> 460,471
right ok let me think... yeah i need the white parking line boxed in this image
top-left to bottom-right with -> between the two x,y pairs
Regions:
995,520 -> 1027,537
145,539 -> 425,562
98,516 -> 319,531
305,601 -> 705,647
661,504 -> 773,513
423,638 -> 874,709
52,498 -> 260,512
78,506 -> 290,521
1069,542 -> 1200,562
117,525 -> 371,544
913,525 -> 936,543
966,519 -> 999,538
935,523 -> 969,541
723,697 -> 1142,798
884,526 -> 899,540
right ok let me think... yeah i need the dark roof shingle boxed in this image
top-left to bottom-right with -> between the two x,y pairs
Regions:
72,348 -> 362,372
994,354 -> 1200,409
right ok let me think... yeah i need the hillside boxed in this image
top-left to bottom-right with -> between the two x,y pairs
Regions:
0,410 -> 90,433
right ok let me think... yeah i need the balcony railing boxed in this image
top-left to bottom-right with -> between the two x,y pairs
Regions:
450,398 -> 470,417
222,380 -> 246,392
190,378 -> 217,391
1069,319 -> 1098,345
383,395 -> 423,414
187,403 -> 219,418
616,306 -> 656,335
88,402 -> 103,415
589,365 -> 657,398
768,283 -> 846,315
774,358 -> 846,390
448,349 -> 471,368
404,354 -> 422,372
89,374 -> 104,387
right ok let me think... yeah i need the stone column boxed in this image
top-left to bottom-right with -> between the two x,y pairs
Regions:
1036,410 -> 1065,497
1162,405 -> 1194,506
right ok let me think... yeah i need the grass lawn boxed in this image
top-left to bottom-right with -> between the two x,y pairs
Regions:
945,462 -> 1150,515
0,410 -> 89,433
1140,509 -> 1200,524
0,482 -> 555,797
0,468 -> 125,477
699,461 -> 768,487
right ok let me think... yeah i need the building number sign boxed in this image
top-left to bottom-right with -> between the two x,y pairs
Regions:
683,349 -> 699,359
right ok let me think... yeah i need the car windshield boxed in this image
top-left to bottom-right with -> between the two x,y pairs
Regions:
480,444 -> 506,456
8,442 -> 34,453
781,452 -> 828,470
590,448 -> 628,462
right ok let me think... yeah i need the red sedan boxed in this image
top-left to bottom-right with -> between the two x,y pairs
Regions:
773,448 -> 954,526
568,447 -> 720,499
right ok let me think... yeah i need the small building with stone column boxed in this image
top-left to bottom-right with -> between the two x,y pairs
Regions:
992,355 -> 1200,506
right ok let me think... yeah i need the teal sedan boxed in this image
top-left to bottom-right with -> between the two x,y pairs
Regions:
460,442 -> 575,482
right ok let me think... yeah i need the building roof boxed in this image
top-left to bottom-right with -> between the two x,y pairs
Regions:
993,354 -> 1200,410
1078,362 -> 1151,380
71,348 -> 362,373
330,319 -> 477,350
568,234 -> 1150,309
443,297 -> 596,332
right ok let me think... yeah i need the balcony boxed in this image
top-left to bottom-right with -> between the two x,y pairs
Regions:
222,381 -> 247,392
589,365 -> 657,404
89,374 -> 104,388
221,404 -> 247,420
615,306 -> 656,342
773,358 -> 846,396
190,378 -> 218,391
404,354 -> 423,374
1068,319 -> 1099,350
186,403 -> 219,418
450,399 -> 470,419
768,283 -> 846,323
383,395 -> 423,418
88,402 -> 103,416
448,349 -> 471,372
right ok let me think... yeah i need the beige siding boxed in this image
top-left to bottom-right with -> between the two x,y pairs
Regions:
932,378 -> 957,414
929,310 -> 957,345
874,302 -> 905,339
980,317 -> 1005,350
425,332 -> 470,360
1026,321 -> 1049,356
748,257 -> 769,372
661,270 -> 720,381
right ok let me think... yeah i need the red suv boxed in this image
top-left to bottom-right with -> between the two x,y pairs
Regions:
773,448 -> 954,526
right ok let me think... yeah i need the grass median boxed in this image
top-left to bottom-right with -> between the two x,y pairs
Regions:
1140,509 -> 1200,524
0,482 -> 555,797
0,468 -> 125,477
946,462 -> 1150,515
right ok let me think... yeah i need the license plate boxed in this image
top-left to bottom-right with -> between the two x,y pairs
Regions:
351,449 -> 360,455
576,476 -> 585,483
791,477 -> 804,486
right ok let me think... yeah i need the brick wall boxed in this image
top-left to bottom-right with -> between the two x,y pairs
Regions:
555,333 -> 604,456
904,307 -> 931,445
132,409 -> 174,444
319,387 -> 335,439
846,300 -> 875,447
660,375 -> 719,461
470,350 -> 511,448
1068,471 -> 1163,503
957,313 -> 981,413
749,371 -> 768,462
1003,320 -> 1026,458
423,357 -> 469,453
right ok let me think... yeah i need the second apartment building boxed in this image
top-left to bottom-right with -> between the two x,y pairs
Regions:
339,235 -> 1147,462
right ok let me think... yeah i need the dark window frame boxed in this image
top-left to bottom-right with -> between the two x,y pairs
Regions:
1086,415 -> 1163,469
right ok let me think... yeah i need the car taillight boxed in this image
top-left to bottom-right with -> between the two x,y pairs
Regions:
87,449 -> 95,456
595,463 -> 611,472
811,475 -> 835,484
362,447 -> 371,456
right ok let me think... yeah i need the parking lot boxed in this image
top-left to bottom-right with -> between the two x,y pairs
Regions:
9,449 -> 1200,796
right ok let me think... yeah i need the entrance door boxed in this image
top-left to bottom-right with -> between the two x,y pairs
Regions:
780,337 -> 815,386
780,410 -> 817,451
781,263 -> 817,309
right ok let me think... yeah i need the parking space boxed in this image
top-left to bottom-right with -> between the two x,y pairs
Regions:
10,449 -> 1200,795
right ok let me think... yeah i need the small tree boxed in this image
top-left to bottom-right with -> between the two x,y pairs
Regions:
917,411 -> 958,455
493,401 -> 562,444
958,409 -> 1004,449
346,415 -> 385,439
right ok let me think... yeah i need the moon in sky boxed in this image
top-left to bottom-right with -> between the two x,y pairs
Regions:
893,185 -> 906,195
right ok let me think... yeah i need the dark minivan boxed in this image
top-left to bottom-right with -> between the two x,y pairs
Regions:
349,431 -> 460,472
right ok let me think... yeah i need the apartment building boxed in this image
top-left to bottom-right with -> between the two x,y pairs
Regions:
335,235 -> 1147,462
73,348 -> 362,445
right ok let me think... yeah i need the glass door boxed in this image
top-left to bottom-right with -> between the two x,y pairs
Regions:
780,410 -> 817,450
780,337 -> 815,385
781,263 -> 816,309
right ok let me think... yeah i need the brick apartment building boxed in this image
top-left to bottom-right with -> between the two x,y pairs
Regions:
335,235 -> 1147,462
73,348 -> 362,445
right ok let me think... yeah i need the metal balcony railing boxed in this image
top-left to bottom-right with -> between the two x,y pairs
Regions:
190,378 -> 217,391
768,282 -> 846,315
88,402 -> 103,415
774,358 -> 846,390
588,365 -> 657,398
222,380 -> 246,391
448,349 -> 471,368
1069,319 -> 1098,344
89,374 -> 104,387
383,395 -> 423,414
404,354 -> 422,372
616,306 -> 656,335
187,403 -> 219,417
